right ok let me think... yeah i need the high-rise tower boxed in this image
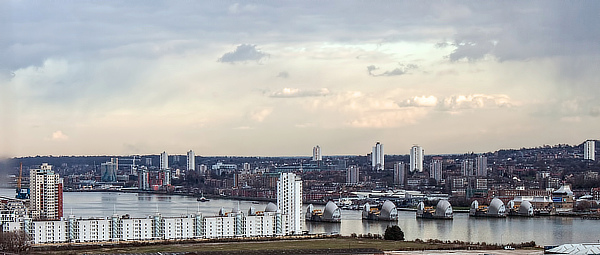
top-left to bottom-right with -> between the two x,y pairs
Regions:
160,151 -> 169,170
312,145 -> 322,162
346,165 -> 359,184
476,155 -> 488,176
410,145 -> 424,172
393,162 -> 406,185
430,157 -> 443,182
30,163 -> 63,220
277,172 -> 302,235
100,158 -> 118,182
371,142 -> 384,170
584,140 -> 595,161
187,150 -> 195,171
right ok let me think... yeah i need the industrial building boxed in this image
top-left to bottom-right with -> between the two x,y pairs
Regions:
362,200 -> 398,221
305,201 -> 341,223
469,198 -> 507,217
416,200 -> 453,219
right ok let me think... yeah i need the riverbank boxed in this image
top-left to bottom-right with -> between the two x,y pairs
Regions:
67,189 -> 278,203
29,236 -> 540,255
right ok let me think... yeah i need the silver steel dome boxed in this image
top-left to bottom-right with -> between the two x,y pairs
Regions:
379,200 -> 398,220
322,201 -> 341,221
434,200 -> 453,218
265,202 -> 278,212
488,198 -> 506,216
518,200 -> 534,216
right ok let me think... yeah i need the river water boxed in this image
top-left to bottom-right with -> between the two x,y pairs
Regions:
2,189 -> 598,246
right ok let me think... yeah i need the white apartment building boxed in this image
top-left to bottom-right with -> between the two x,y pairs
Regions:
277,172 -> 302,235
187,150 -> 195,171
6,173 -> 300,244
372,142 -> 384,170
410,145 -> 424,172
10,204 -> 290,244
312,145 -> 322,161
30,163 -> 63,220
584,140 -> 595,161
462,159 -> 474,176
430,157 -> 443,182
160,151 -> 169,170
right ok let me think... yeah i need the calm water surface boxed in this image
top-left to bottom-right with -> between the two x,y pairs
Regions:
2,189 -> 598,246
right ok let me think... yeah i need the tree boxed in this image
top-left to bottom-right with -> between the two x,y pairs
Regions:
0,230 -> 31,253
384,225 -> 404,241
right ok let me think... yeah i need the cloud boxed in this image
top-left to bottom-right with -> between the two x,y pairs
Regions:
535,98 -> 600,120
276,71 -> 289,78
309,91 -> 429,128
437,94 -> 512,111
367,64 -> 418,77
397,94 -> 513,111
446,35 -> 497,62
250,108 -> 273,122
398,96 -> 438,107
50,131 -> 69,141
269,88 -> 330,98
228,3 -> 257,14
218,44 -> 269,63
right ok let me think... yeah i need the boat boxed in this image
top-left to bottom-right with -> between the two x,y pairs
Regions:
197,192 -> 210,202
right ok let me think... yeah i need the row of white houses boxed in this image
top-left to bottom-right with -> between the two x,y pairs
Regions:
2,204 -> 290,244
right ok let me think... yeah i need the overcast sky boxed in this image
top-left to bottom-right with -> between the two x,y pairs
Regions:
1,1 -> 599,157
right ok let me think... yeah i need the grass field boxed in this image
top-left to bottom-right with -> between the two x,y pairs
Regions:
31,237 -> 537,255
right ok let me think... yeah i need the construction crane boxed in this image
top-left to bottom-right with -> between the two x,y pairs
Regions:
15,162 -> 30,199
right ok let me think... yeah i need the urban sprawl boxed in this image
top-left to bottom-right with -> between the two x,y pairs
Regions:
1,140 -> 599,245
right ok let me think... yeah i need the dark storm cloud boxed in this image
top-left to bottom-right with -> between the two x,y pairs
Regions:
3,1 -> 598,70
218,44 -> 269,63
442,2 -> 600,62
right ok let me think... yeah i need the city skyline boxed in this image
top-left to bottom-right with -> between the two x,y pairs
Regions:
1,1 -> 599,157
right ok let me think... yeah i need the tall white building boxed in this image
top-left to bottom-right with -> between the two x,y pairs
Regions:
430,157 -> 443,182
346,165 -> 360,184
371,142 -> 384,170
584,140 -> 595,161
462,159 -> 474,176
393,162 -> 406,185
475,155 -> 488,176
410,145 -> 424,172
277,172 -> 302,235
30,163 -> 63,220
187,150 -> 195,171
160,151 -> 169,170
312,145 -> 322,161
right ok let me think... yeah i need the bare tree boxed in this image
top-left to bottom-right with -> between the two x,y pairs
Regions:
0,230 -> 32,254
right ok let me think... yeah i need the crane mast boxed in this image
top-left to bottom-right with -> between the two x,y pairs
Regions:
15,162 -> 30,199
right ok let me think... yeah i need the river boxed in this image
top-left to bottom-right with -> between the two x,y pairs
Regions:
1,189 -> 598,246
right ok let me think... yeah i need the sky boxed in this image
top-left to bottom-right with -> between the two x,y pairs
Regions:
0,1 -> 599,157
